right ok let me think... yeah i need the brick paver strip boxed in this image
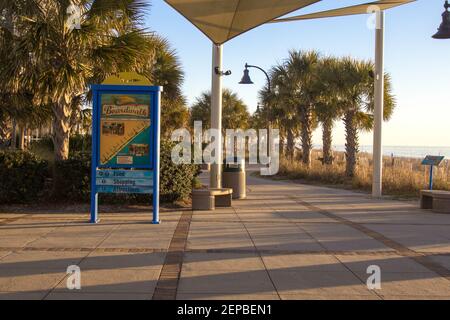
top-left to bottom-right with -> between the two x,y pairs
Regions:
152,210 -> 192,300
0,247 -> 167,253
1,246 -> 449,258
289,195 -> 450,281
0,214 -> 32,225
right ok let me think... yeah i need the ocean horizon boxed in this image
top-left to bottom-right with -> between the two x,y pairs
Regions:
312,145 -> 450,160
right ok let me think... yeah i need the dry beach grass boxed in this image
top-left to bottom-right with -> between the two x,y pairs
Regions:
276,150 -> 450,198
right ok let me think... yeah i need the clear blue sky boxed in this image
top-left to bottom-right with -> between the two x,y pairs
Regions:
146,0 -> 450,147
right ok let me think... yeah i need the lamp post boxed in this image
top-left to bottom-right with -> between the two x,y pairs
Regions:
239,63 -> 272,160
433,1 -> 450,39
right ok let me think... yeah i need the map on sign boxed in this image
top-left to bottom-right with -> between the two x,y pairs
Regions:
421,155 -> 445,166
99,93 -> 151,166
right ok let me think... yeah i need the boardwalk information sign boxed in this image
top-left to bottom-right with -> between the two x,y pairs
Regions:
90,72 -> 162,223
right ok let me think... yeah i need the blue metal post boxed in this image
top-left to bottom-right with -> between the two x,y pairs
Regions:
90,192 -> 98,223
429,165 -> 434,190
90,90 -> 99,223
152,90 -> 161,224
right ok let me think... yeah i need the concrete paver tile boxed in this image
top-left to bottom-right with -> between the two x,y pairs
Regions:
178,269 -> 275,294
98,236 -> 173,250
27,236 -> 105,249
0,291 -> 48,300
183,252 -> 265,271
0,251 -> 88,270
45,292 -> 152,300
335,254 -> 435,273
268,270 -> 374,296
79,252 -> 165,271
262,254 -> 347,272
353,271 -> 450,297
0,269 -> 66,293
176,293 -> 279,300
280,293 -> 381,300
54,269 -> 160,293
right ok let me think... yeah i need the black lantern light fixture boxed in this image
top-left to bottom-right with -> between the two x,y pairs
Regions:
239,63 -> 270,91
433,1 -> 450,39
239,65 -> 254,85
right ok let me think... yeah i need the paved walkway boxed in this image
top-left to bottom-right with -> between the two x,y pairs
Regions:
1,171 -> 450,300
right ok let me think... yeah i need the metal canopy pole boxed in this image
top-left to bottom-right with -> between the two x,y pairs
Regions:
372,10 -> 385,198
210,43 -> 223,188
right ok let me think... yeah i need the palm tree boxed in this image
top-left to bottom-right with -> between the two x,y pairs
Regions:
335,57 -> 395,177
0,89 -> 52,149
147,37 -> 184,100
0,0 -> 155,161
190,89 -> 250,131
161,96 -> 190,139
266,63 -> 301,159
275,50 -> 321,166
315,57 -> 344,165
144,37 -> 189,138
250,89 -> 288,159
315,102 -> 340,165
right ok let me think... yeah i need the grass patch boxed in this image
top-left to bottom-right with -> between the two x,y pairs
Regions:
268,150 -> 449,199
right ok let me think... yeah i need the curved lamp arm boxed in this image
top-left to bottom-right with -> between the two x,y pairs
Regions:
245,63 -> 271,92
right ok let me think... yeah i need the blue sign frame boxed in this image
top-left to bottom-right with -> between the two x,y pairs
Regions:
90,84 -> 162,224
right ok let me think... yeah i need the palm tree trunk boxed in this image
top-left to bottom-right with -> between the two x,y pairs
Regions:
344,110 -> 359,177
286,128 -> 295,160
300,104 -> 313,167
322,117 -> 334,165
52,102 -> 72,161
19,125 -> 25,150
279,135 -> 285,156
11,118 -> 16,149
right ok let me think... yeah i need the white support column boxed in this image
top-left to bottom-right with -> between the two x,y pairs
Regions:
372,10 -> 385,198
210,43 -> 223,188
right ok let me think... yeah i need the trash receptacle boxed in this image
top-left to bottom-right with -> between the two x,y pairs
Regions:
223,157 -> 246,199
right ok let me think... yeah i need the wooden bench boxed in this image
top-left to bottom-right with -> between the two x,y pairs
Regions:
192,188 -> 233,211
420,190 -> 450,213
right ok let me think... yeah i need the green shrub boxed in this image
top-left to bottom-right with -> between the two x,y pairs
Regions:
1,140 -> 199,204
69,134 -> 92,155
160,140 -> 200,202
52,152 -> 91,202
0,150 -> 49,204
29,136 -> 54,163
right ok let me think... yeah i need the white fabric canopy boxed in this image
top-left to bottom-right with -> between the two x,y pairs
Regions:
271,0 -> 416,23
164,0 -> 320,44
164,1 -> 416,44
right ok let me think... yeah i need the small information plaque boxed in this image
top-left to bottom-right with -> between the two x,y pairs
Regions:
421,155 -> 444,166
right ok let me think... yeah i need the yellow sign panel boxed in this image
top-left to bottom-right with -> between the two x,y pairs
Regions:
99,119 -> 150,165
102,72 -> 152,86
98,93 -> 152,166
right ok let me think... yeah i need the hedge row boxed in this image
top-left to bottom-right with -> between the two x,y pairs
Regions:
0,150 -> 49,204
0,140 -> 200,204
